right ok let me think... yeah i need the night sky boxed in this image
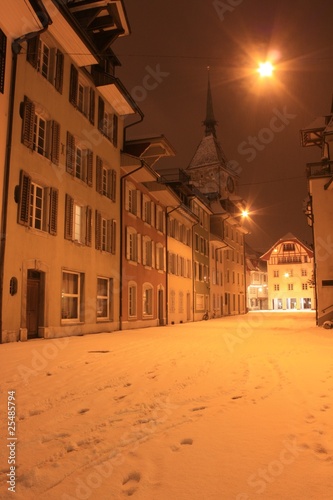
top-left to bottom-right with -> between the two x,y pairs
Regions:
114,0 -> 333,252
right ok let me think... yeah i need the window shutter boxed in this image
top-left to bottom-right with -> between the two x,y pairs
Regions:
26,36 -> 39,68
112,114 -> 118,147
136,190 -> 141,218
107,169 -> 112,199
21,96 -> 35,149
111,220 -> 116,254
106,219 -> 113,253
98,97 -> 105,133
0,30 -> 6,94
125,227 -> 130,260
89,88 -> 95,124
137,233 -> 141,263
64,194 -> 74,240
86,149 -> 93,186
69,64 -> 78,105
18,170 -> 31,226
49,187 -> 58,235
95,211 -> 102,250
124,182 -> 130,211
54,50 -> 64,93
51,120 -> 60,165
66,131 -> 75,175
151,240 -> 155,268
86,206 -> 92,246
96,156 -> 103,194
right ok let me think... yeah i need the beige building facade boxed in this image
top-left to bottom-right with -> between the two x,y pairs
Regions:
261,233 -> 314,311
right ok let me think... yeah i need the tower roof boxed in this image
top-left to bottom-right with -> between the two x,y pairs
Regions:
203,68 -> 217,137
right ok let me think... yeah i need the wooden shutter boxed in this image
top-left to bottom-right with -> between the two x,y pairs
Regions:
21,96 -> 35,149
89,88 -> 95,124
112,114 -> 118,147
0,30 -> 6,94
125,227 -> 130,260
49,188 -> 58,235
96,156 -> 103,194
26,36 -> 39,68
66,131 -> 75,175
124,181 -> 130,211
98,97 -> 105,133
86,149 -> 93,186
95,211 -> 102,250
18,170 -> 31,226
137,233 -> 141,263
51,120 -> 60,165
69,64 -> 78,105
111,220 -> 116,254
64,194 -> 73,240
54,50 -> 64,93
86,206 -> 92,246
106,219 -> 113,253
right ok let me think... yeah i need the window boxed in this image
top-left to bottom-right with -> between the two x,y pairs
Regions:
302,283 -> 308,290
169,290 -> 176,313
27,36 -> 64,93
156,206 -> 165,232
143,284 -> 153,316
179,291 -> 184,313
126,227 -> 141,262
69,64 -> 95,123
18,171 -> 58,235
21,96 -> 60,164
283,243 -> 295,252
95,156 -> 116,201
61,271 -> 81,322
95,211 -> 116,253
64,194 -> 92,246
301,269 -> 307,277
98,96 -> 118,145
97,277 -> 113,321
273,270 -> 279,277
143,236 -> 154,267
128,283 -> 137,317
66,132 -> 93,184
125,182 -> 141,217
143,197 -> 154,225
0,29 -> 6,94
274,284 -> 280,291
156,243 -> 165,271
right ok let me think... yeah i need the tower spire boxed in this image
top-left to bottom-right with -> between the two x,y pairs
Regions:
203,66 -> 217,137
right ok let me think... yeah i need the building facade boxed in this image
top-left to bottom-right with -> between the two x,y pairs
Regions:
301,111 -> 333,325
1,0 -> 140,342
261,233 -> 314,311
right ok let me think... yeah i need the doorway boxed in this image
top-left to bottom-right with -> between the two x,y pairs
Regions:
26,270 -> 44,338
158,289 -> 164,326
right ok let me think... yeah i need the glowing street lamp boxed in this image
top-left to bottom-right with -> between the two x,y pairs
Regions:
257,61 -> 274,78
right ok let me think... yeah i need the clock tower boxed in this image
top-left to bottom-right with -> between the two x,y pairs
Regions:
186,70 -> 238,200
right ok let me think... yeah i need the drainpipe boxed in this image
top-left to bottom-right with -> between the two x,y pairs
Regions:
119,161 -> 145,330
0,13 -> 51,343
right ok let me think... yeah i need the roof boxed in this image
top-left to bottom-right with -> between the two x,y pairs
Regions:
260,233 -> 313,261
187,134 -> 234,173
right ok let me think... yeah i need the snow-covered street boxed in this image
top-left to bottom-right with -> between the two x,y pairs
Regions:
1,311 -> 333,499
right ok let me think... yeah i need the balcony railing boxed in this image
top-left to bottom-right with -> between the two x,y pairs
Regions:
306,161 -> 333,178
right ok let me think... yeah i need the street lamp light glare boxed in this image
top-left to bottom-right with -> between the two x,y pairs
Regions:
257,61 -> 274,77
241,210 -> 249,218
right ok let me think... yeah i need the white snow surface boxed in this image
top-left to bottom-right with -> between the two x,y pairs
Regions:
1,311 -> 333,500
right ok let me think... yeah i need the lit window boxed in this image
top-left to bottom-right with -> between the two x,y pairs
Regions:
143,284 -> 153,316
61,271 -> 81,321
29,183 -> 44,230
97,277 -> 112,320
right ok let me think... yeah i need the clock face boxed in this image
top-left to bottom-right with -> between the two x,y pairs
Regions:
227,176 -> 235,193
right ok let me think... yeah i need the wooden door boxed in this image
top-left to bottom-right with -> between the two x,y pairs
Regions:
27,275 -> 40,338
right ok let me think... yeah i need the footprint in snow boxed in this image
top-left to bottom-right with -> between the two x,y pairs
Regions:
122,471 -> 141,496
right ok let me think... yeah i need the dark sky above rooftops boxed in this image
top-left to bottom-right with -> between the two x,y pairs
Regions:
114,0 -> 333,252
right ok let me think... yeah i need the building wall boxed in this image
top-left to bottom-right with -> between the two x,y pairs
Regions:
167,212 -> 193,324
265,241 -> 314,311
223,223 -> 246,315
2,28 -> 124,341
309,177 -> 333,324
121,178 -> 167,330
